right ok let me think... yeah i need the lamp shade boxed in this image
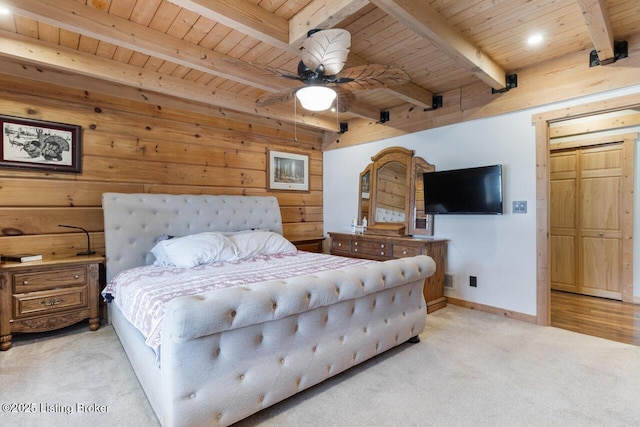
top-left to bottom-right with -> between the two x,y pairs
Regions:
295,86 -> 336,111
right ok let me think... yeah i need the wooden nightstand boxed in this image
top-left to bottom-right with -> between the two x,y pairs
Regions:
0,255 -> 104,351
289,236 -> 326,253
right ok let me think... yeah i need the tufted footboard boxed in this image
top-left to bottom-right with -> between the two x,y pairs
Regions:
157,255 -> 435,426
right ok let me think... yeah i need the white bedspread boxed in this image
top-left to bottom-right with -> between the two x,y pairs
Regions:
103,251 -> 374,354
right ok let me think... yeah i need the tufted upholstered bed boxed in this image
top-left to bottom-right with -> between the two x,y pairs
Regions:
102,193 -> 436,427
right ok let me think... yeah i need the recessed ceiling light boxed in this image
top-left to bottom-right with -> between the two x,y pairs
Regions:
527,34 -> 543,46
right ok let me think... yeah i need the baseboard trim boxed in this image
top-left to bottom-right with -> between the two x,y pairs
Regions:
446,297 -> 537,324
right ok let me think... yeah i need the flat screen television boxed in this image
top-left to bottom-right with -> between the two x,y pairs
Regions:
423,165 -> 503,214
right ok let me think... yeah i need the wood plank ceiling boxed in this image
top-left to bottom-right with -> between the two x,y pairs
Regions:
0,0 -> 638,138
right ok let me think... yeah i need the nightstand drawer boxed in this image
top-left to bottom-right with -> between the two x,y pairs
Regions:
13,287 -> 88,318
295,241 -> 323,253
13,266 -> 87,293
290,237 -> 326,253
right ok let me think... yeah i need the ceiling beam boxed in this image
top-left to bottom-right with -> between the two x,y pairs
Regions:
370,0 -> 507,90
0,29 -> 339,132
167,0 -> 291,52
385,84 -> 434,110
345,102 -> 383,121
289,0 -> 370,48
576,0 -> 615,63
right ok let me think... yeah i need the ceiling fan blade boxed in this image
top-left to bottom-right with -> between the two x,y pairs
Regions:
301,29 -> 351,76
256,88 -> 297,107
223,57 -> 301,80
336,64 -> 410,90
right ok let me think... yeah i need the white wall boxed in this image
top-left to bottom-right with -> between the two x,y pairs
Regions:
324,84 -> 640,316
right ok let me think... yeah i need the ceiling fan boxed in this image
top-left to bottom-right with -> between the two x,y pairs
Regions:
253,29 -> 410,112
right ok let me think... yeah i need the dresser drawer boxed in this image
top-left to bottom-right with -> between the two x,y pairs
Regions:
331,236 -> 352,251
13,286 -> 88,318
12,266 -> 87,293
352,239 -> 390,258
392,244 -> 422,258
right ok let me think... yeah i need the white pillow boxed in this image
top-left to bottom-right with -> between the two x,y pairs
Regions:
228,230 -> 297,260
150,232 -> 238,268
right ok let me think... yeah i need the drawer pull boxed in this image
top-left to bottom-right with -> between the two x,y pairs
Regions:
22,280 -> 29,285
380,244 -> 385,248
41,298 -> 64,307
354,248 -> 358,252
338,242 -> 342,246
354,242 -> 358,246
380,251 -> 385,255
74,275 -> 80,279
402,250 -> 407,255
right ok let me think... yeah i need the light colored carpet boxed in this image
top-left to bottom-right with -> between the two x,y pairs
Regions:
1,305 -> 638,427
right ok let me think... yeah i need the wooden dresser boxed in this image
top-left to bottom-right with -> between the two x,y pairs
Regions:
0,255 -> 104,351
329,232 -> 447,313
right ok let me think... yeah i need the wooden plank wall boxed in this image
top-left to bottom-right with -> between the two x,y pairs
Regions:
0,75 -> 325,259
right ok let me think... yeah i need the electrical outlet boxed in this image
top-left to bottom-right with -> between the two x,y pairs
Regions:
470,275 -> 477,287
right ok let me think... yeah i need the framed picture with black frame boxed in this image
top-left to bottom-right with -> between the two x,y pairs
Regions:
0,114 -> 82,173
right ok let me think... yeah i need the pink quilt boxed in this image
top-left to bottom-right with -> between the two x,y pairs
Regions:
104,251 -> 374,354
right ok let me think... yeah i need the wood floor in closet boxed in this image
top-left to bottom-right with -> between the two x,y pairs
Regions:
551,290 -> 640,346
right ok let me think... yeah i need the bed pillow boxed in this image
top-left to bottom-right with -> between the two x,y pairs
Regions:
228,230 -> 297,260
150,232 -> 238,267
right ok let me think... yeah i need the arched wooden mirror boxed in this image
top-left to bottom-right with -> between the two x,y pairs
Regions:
369,148 -> 411,235
358,147 -> 435,236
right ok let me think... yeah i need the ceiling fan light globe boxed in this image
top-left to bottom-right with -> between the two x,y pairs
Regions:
296,86 -> 336,111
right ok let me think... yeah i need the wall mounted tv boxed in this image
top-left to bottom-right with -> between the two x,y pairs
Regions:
423,165 -> 503,214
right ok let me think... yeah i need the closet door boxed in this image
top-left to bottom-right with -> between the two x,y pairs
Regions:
550,139 -> 630,300
579,143 -> 624,299
550,151 -> 578,293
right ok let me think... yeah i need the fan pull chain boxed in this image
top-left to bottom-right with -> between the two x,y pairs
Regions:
293,96 -> 298,142
335,92 -> 340,129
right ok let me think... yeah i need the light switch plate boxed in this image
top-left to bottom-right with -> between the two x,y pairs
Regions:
513,201 -> 527,213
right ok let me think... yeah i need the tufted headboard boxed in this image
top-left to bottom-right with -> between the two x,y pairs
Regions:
102,193 -> 283,282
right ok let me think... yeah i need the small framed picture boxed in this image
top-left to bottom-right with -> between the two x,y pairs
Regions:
267,149 -> 309,192
1,114 -> 82,173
